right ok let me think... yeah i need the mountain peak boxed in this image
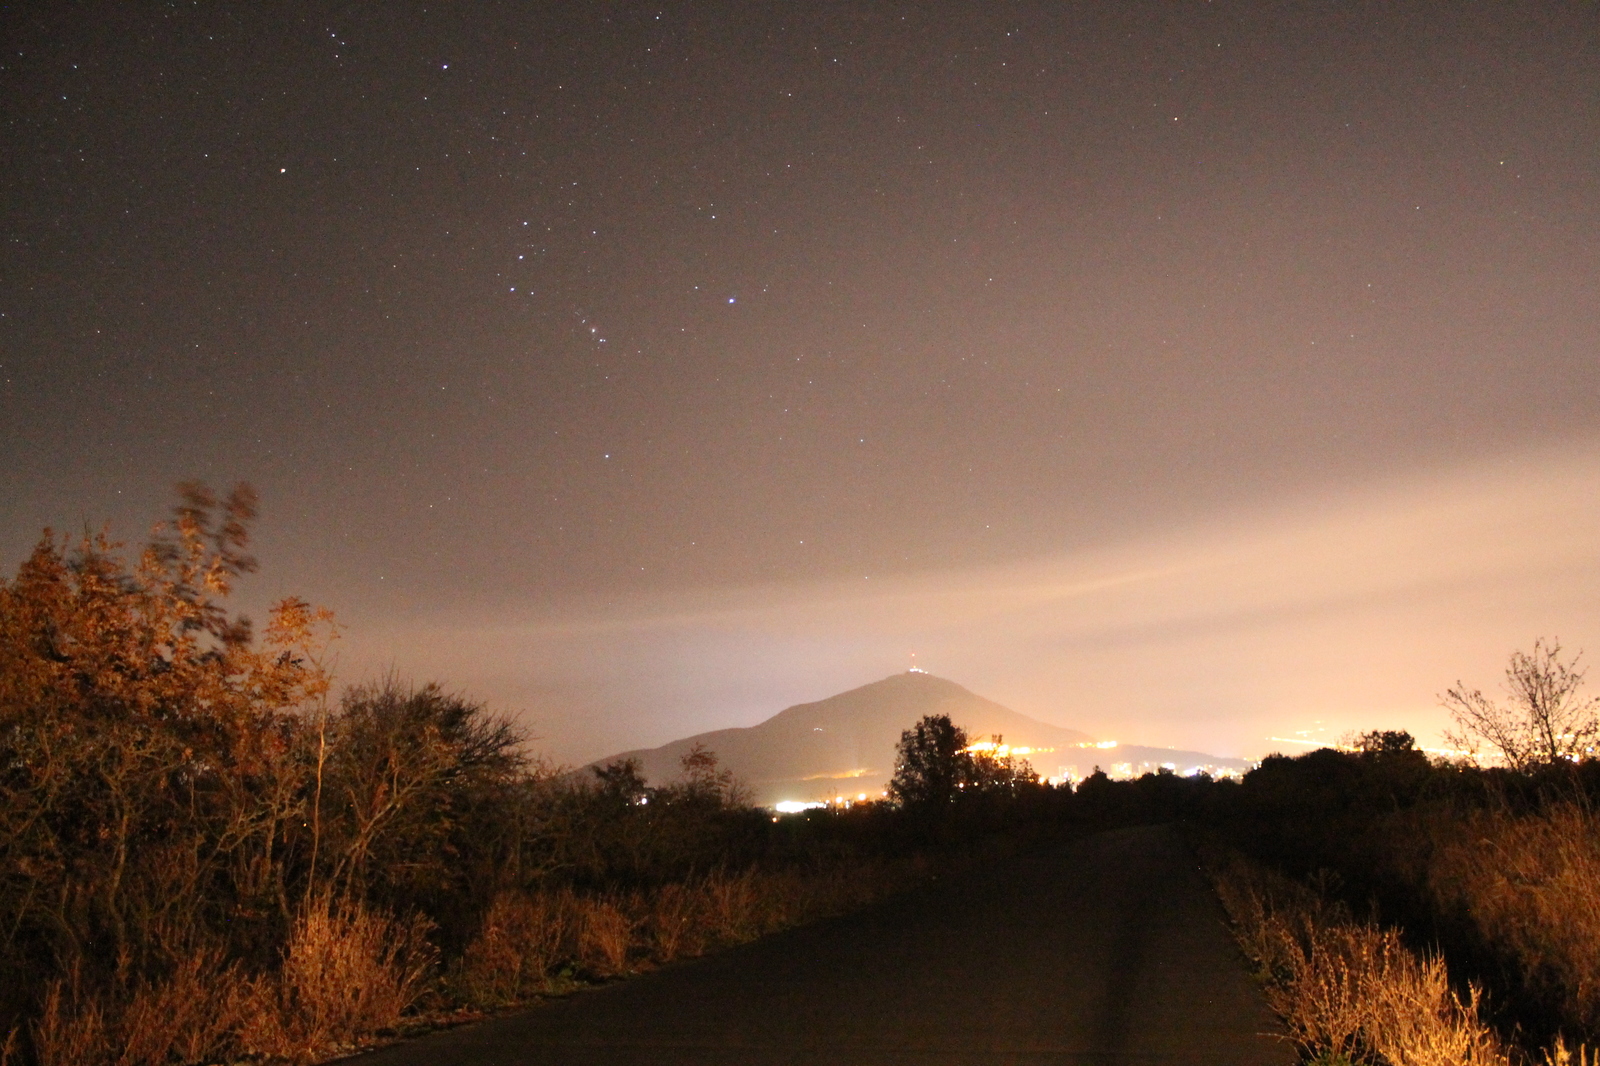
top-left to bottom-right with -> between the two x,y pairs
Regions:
588,672 -> 1094,805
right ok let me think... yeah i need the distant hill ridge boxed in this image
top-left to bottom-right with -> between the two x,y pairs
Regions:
585,672 -> 1254,806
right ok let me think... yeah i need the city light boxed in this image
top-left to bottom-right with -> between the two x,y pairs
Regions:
964,739 -> 1050,759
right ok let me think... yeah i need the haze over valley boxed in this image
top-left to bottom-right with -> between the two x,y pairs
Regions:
589,671 -> 1254,807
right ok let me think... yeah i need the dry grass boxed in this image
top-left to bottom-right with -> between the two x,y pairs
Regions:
453,890 -> 579,1004
1422,802 -> 1600,1036
579,896 -> 634,975
29,979 -> 109,1066
239,897 -> 438,1063
1546,1038 -> 1600,1066
30,952 -> 244,1066
452,858 -> 922,1010
27,900 -> 436,1066
1207,848 -> 1513,1065
645,881 -> 700,962
20,855 -> 923,1063
115,950 -> 246,1066
702,868 -> 761,941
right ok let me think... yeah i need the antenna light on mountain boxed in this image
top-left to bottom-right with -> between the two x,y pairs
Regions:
908,652 -> 925,674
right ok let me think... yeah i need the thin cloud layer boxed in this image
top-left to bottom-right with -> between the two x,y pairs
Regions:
345,439 -> 1600,766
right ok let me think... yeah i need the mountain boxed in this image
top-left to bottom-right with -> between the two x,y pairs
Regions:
583,672 -> 1254,806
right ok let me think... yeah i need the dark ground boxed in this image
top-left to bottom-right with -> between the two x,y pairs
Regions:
353,824 -> 1292,1065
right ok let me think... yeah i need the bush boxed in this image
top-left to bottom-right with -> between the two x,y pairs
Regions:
1208,847 -> 1511,1066
238,897 -> 437,1062
1420,801 -> 1600,1037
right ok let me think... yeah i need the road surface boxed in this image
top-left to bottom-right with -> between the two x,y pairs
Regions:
355,824 -> 1292,1065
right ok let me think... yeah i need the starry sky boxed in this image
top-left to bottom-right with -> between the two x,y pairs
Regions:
4,1 -> 1599,764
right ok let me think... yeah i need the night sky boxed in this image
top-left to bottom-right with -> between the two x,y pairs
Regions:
5,2 -> 1599,764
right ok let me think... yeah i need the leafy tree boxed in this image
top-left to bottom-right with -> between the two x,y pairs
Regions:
1353,730 -> 1420,756
888,715 -> 1038,810
591,758 -> 649,808
670,742 -> 746,808
889,714 -> 970,809
1443,639 -> 1600,770
965,734 -> 1039,795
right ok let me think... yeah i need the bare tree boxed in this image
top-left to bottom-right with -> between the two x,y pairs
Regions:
1443,639 -> 1600,770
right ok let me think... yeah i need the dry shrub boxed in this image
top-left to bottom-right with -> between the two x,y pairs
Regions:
636,865 -> 860,964
645,881 -> 702,963
1361,948 -> 1504,1066
27,902 -> 437,1066
240,897 -> 436,1063
115,950 -> 244,1066
29,952 -> 244,1066
1207,849 -> 1512,1065
30,978 -> 109,1066
453,856 -> 926,1013
700,869 -> 762,944
456,890 -> 575,1003
1425,802 -> 1600,1034
577,896 -> 634,975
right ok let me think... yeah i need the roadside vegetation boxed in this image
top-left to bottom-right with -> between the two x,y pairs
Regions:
0,486 -> 1055,1065
1195,647 -> 1600,1065
5,484 -> 1600,1065
1208,846 -> 1512,1066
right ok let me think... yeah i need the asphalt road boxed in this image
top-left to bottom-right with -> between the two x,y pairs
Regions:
355,824 -> 1292,1065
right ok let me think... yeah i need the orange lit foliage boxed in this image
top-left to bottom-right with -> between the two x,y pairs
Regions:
0,484 -> 336,1018
0,484 -> 927,1064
